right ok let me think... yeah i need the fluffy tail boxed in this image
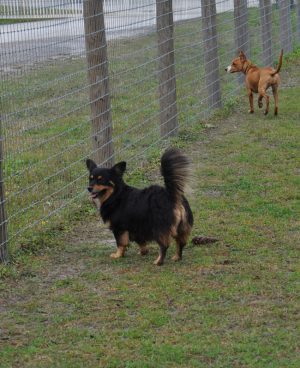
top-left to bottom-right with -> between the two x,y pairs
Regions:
271,49 -> 283,76
161,148 -> 191,202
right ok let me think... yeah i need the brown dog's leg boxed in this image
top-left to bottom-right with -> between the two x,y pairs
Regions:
258,95 -> 263,109
248,90 -> 254,114
272,85 -> 279,115
258,85 -> 270,115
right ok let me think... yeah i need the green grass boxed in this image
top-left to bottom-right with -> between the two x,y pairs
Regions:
1,8 -> 299,363
0,19 -> 46,24
0,78 -> 299,366
0,3 -> 78,19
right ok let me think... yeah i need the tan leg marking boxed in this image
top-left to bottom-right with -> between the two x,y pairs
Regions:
154,234 -> 170,266
171,254 -> 181,262
110,231 -> 129,259
110,246 -> 126,259
172,224 -> 192,262
171,205 -> 186,237
153,256 -> 164,266
171,204 -> 191,261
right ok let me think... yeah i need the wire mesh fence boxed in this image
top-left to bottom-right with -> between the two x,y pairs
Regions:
0,0 -> 299,262
0,0 -> 81,18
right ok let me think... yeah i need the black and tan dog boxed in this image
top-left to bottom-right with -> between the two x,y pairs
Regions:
86,148 -> 193,265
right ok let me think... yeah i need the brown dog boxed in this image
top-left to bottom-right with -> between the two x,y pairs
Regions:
225,50 -> 283,115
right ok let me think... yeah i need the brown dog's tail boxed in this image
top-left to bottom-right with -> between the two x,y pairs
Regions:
161,148 -> 191,203
271,49 -> 283,76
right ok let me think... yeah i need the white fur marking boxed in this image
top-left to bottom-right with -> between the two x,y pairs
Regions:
226,65 -> 232,73
90,196 -> 101,210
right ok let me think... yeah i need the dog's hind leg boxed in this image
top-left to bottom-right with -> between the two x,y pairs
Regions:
154,243 -> 168,265
272,85 -> 279,115
154,235 -> 170,266
172,222 -> 192,262
110,231 -> 129,259
258,95 -> 263,109
258,83 -> 270,115
172,239 -> 185,262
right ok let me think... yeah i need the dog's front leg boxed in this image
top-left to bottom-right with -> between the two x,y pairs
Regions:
111,231 -> 129,259
247,90 -> 254,114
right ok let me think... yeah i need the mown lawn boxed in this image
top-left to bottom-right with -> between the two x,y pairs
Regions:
0,70 -> 299,366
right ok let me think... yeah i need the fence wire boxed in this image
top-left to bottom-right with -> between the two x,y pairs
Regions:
0,0 -> 299,261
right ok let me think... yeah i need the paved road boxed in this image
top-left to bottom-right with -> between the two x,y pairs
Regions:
0,16 -> 157,75
0,0 -> 239,75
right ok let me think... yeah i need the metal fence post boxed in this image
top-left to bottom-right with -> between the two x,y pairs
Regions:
156,0 -> 178,138
279,0 -> 293,53
83,0 -> 114,167
201,0 -> 222,109
297,0 -> 300,43
0,117 -> 8,264
234,0 -> 250,85
259,0 -> 273,65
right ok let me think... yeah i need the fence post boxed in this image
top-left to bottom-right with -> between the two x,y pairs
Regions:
156,0 -> 178,138
279,0 -> 293,53
201,0 -> 222,109
297,0 -> 300,43
83,0 -> 114,167
259,0 -> 273,65
234,0 -> 250,85
0,118 -> 8,264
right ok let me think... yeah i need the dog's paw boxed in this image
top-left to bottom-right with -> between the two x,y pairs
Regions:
172,255 -> 182,262
258,102 -> 263,108
264,110 -> 269,115
248,109 -> 254,114
153,257 -> 164,266
110,250 -> 124,259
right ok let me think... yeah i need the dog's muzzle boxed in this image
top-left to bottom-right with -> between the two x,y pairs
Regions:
87,187 -> 99,199
225,65 -> 231,73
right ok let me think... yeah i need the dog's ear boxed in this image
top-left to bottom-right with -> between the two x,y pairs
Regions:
112,161 -> 126,176
86,159 -> 97,172
239,50 -> 246,62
